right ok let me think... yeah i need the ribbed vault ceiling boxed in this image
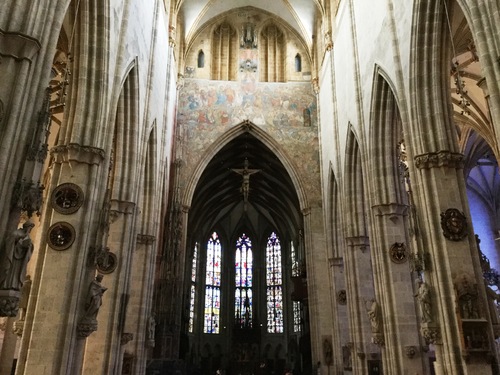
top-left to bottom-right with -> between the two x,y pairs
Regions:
188,132 -> 302,241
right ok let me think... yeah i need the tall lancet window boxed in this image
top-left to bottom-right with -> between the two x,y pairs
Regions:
189,242 -> 199,333
235,234 -> 253,328
266,232 -> 283,333
204,232 -> 222,334
291,241 -> 301,332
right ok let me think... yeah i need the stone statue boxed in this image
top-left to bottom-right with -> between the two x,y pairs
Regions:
415,279 -> 432,323
366,299 -> 381,333
83,274 -> 107,321
0,221 -> 35,290
147,314 -> 156,347
456,273 -> 480,319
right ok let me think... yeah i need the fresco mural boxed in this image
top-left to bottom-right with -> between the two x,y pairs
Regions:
177,78 -> 321,205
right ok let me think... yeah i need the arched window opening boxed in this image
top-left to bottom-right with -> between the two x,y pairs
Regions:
204,232 -> 222,334
295,53 -> 302,72
235,234 -> 253,328
197,50 -> 205,68
266,232 -> 283,333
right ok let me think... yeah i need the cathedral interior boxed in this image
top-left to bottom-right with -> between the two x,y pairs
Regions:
0,0 -> 500,374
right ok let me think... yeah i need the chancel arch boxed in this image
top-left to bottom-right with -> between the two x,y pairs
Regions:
183,128 -> 310,375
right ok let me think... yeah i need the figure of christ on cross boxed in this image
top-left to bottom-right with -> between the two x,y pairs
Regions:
231,158 -> 261,210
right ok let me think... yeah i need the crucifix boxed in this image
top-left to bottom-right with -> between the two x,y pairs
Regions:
232,158 -> 260,210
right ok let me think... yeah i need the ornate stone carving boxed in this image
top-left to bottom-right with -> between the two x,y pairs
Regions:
51,144 -> 105,166
366,299 -> 382,334
324,31 -> 333,51
121,332 -> 134,345
47,222 -> 75,250
390,242 -> 407,264
239,59 -> 258,73
371,333 -> 385,347
415,279 -> 433,323
88,246 -> 117,274
337,290 -> 347,305
0,317 -> 8,331
147,314 -> 156,347
12,179 -> 44,217
240,22 -> 257,49
51,183 -> 84,214
414,151 -> 464,169
322,337 -> 333,365
136,234 -> 156,245
421,324 -> 441,344
0,290 -> 20,317
440,208 -> 468,241
409,251 -> 426,273
404,345 -> 417,359
455,273 -> 480,319
13,319 -> 24,336
77,274 -> 107,339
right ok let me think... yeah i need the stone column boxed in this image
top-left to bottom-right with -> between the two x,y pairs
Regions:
344,236 -> 375,375
303,206 -> 334,372
124,234 -> 157,375
18,145 -> 107,375
370,204 -> 425,375
81,200 -> 137,375
329,257 -> 348,375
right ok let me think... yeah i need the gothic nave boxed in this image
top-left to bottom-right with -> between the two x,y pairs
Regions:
0,0 -> 500,374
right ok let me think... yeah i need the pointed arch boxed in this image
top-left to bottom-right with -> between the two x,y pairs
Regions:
138,123 -> 158,232
182,121 -> 309,212
110,63 -> 140,203
344,125 -> 367,238
326,164 -> 342,258
369,67 -> 406,207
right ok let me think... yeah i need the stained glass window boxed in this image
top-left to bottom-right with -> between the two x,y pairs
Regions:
204,232 -> 221,334
189,242 -> 198,333
235,234 -> 253,328
291,241 -> 301,332
266,232 -> 283,333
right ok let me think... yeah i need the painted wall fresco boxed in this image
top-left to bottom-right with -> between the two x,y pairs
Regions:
177,78 -> 322,207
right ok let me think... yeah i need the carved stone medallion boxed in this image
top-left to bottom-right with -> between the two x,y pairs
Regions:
440,208 -> 468,241
337,290 -> 347,305
47,222 -> 76,250
97,251 -> 117,274
390,242 -> 407,264
51,183 -> 84,214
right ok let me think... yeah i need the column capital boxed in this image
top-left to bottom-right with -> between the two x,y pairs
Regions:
414,151 -> 464,169
51,144 -> 105,166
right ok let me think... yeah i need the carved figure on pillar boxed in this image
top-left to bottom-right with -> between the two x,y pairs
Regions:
77,274 -> 107,338
415,278 -> 432,323
147,314 -> 156,347
18,275 -> 32,321
456,274 -> 480,319
0,220 -> 35,291
84,274 -> 107,320
366,299 -> 382,333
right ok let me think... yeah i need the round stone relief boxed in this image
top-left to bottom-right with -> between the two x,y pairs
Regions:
97,252 -> 118,274
390,242 -> 407,264
51,183 -> 84,214
337,290 -> 347,305
47,222 -> 75,250
440,208 -> 468,241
